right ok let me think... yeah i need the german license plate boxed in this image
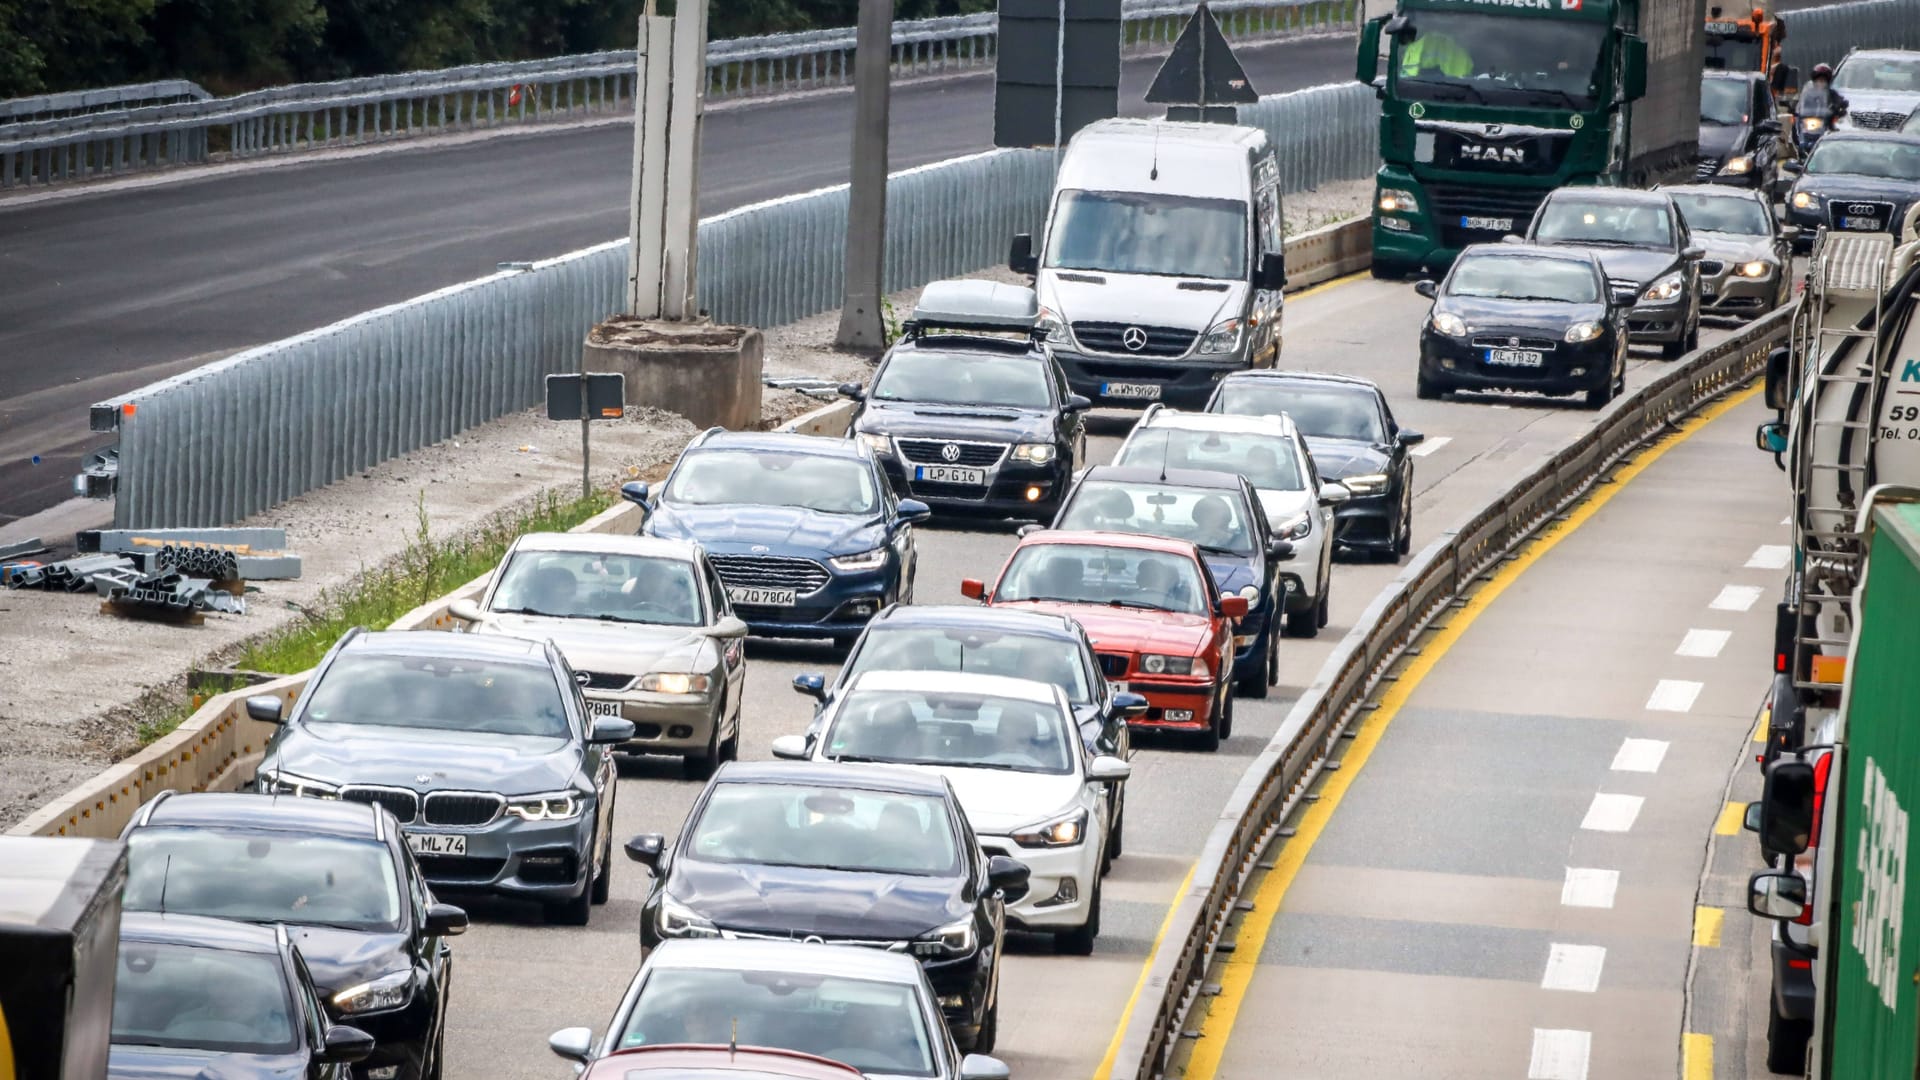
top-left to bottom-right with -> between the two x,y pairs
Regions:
1460,215 -> 1514,232
728,586 -> 796,607
915,465 -> 986,485
1486,348 -> 1545,367
407,833 -> 467,857
1102,381 -> 1162,400
586,699 -> 622,719
1839,216 -> 1882,231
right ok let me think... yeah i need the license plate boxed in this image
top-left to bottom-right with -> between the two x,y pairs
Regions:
587,699 -> 622,719
1460,216 -> 1514,232
915,465 -> 986,485
1840,216 -> 1882,231
728,586 -> 796,607
407,833 -> 467,857
1101,381 -> 1162,400
1486,348 -> 1545,367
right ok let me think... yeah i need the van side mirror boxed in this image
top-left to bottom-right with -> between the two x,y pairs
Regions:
1413,279 -> 1438,299
1620,34 -> 1649,100
1764,345 -> 1792,410
1748,870 -> 1809,921
1355,15 -> 1386,84
1258,251 -> 1287,292
1757,758 -> 1817,855
1009,234 -> 1038,276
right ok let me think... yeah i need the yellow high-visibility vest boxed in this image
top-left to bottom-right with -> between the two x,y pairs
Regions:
1401,34 -> 1474,79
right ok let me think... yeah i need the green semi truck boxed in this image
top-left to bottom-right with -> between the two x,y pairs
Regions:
1354,0 -> 1706,278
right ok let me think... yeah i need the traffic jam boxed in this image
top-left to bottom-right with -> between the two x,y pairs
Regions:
10,10 -> 1920,1080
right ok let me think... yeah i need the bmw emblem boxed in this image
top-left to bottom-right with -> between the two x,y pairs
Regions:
751,545 -> 770,553
1121,327 -> 1149,352
941,443 -> 963,462
416,774 -> 434,784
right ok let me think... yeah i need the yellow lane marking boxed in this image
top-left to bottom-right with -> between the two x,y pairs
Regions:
1683,1033 -> 1715,1080
1092,863 -> 1196,1079
1693,906 -> 1725,948
1715,801 -> 1747,836
1288,271 -> 1365,301
1176,383 -> 1764,1079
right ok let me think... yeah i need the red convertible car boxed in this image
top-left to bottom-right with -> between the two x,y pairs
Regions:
962,530 -> 1246,751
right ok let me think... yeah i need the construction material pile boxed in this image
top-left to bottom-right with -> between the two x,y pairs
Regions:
2,527 -> 304,624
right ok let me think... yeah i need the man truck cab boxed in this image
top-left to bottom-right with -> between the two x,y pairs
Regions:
1008,118 -> 1288,411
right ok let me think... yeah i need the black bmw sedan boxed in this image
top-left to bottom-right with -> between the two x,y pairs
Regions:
624,761 -> 1030,1053
1415,243 -> 1632,409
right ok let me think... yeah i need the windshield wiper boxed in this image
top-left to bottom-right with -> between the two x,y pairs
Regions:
1399,76 -> 1488,105
490,606 -> 558,617
1194,543 -> 1249,557
1106,598 -> 1174,612
1518,86 -> 1582,110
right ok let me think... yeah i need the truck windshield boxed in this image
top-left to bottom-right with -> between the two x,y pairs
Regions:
1045,190 -> 1247,280
1390,12 -> 1606,110
1700,78 -> 1753,125
1703,30 -> 1763,73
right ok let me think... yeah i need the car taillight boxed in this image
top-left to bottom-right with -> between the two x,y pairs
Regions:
1793,750 -> 1835,926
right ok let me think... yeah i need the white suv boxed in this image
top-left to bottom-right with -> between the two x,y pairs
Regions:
1109,407 -> 1346,637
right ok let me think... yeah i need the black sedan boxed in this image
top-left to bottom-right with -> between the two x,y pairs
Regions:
624,761 -> 1030,1053
846,281 -> 1089,521
1524,187 -> 1705,359
1696,70 -> 1782,189
1206,371 -> 1422,562
1783,131 -> 1920,249
119,792 -> 468,1080
1414,243 -> 1630,409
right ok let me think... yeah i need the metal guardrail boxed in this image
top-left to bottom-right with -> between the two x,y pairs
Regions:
95,80 -> 1375,529
0,79 -> 210,124
0,0 -> 1352,189
1105,301 -> 1795,1079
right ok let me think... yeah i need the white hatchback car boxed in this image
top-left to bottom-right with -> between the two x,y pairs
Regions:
1110,407 -> 1348,637
772,670 -> 1130,955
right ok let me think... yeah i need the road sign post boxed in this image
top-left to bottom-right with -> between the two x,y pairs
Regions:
546,373 -> 627,499
835,0 -> 893,351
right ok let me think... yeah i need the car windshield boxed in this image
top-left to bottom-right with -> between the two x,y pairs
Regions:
488,550 -> 703,627
687,783 -> 960,876
1045,189 -> 1247,280
1805,140 -> 1920,180
1391,11 -> 1607,110
1057,480 -> 1256,556
302,654 -> 570,738
1211,381 -> 1386,443
994,543 -> 1209,616
618,968 -> 937,1078
1533,199 -> 1675,249
1113,427 -> 1306,491
1670,193 -> 1770,236
1834,56 -> 1920,92
124,829 -> 402,932
664,449 -> 879,515
824,688 -> 1076,775
1447,255 -> 1599,302
872,349 -> 1051,409
844,626 -> 1093,703
111,943 -> 298,1055
1700,78 -> 1753,125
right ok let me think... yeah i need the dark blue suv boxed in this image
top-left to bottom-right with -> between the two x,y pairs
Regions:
627,430 -> 929,645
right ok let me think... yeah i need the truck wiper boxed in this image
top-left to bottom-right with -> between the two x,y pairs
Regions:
1398,77 -> 1488,106
1519,86 -> 1582,110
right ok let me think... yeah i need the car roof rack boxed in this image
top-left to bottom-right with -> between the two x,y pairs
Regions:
904,280 -> 1043,341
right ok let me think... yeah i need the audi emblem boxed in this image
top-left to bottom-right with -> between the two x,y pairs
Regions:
1121,326 -> 1149,352
1846,203 -> 1880,216
941,443 -> 963,462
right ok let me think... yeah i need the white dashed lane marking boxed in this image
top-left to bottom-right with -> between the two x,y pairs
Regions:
1675,628 -> 1731,658
1560,868 -> 1620,909
1528,1028 -> 1593,1080
1710,584 -> 1763,612
1541,944 -> 1608,992
1646,679 -> 1704,713
1610,738 -> 1669,773
1409,435 -> 1451,457
1746,544 -> 1791,569
1580,793 -> 1644,833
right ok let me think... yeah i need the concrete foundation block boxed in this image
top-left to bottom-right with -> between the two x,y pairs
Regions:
583,318 -> 764,431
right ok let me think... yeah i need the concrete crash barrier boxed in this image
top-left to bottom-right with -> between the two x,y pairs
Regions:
1106,303 -> 1796,1079
776,399 -> 858,438
1281,218 -> 1370,294
583,320 -> 765,432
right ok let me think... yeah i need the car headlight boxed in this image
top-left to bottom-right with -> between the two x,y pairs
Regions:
505,792 -> 583,822
1011,808 -> 1088,848
857,432 -> 893,456
1139,653 -> 1203,676
830,546 -> 889,571
258,769 -> 340,799
1641,273 -> 1685,302
1564,321 -> 1605,344
1037,306 -> 1068,344
637,672 -> 711,694
1801,116 -> 1825,132
1011,442 -> 1057,464
1737,260 -> 1773,278
1378,187 -> 1419,213
332,970 -> 413,1015
1198,319 -> 1244,354
1237,585 -> 1262,604
658,894 -> 719,939
1719,154 -> 1753,175
912,918 -> 977,957
1792,191 -> 1816,210
1342,473 -> 1389,495
1273,511 -> 1312,541
1429,312 -> 1468,337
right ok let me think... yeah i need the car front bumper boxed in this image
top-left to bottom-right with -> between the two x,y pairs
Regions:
1328,488 -> 1395,552
1698,261 -> 1780,317
586,689 -> 716,754
980,836 -> 1101,931
877,454 -> 1069,519
403,814 -> 594,903
1119,675 -> 1220,731
1420,331 -> 1615,397
1625,294 -> 1689,343
729,565 -> 896,640
332,998 -> 434,1080
1051,347 -> 1245,410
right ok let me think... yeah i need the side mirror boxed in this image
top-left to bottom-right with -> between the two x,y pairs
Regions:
707,614 -> 749,639
1781,160 -> 1803,175
1009,233 -> 1038,276
1756,421 -> 1788,455
245,695 -> 285,724
1257,251 -> 1287,292
1747,870 -> 1809,921
1355,15 -> 1386,84
838,382 -> 865,402
1758,758 -> 1817,855
896,499 -> 932,524
424,902 -> 469,937
624,833 -> 667,870
1500,234 -> 1528,245
1610,288 -> 1640,308
1265,538 -> 1295,562
1220,595 -> 1252,619
1413,279 -> 1439,299
1016,523 -> 1045,538
1396,429 -> 1425,446
318,1025 -> 376,1066
960,578 -> 987,601
792,672 -> 827,700
986,855 -> 1031,903
1112,691 -> 1149,719
770,734 -> 811,760
1743,802 -> 1764,833
1682,245 -> 1707,261
448,598 -> 484,623
1064,394 -> 1093,413
1764,344 -> 1792,410
1759,117 -> 1782,134
620,480 -> 650,506
959,1055 -> 1014,1080
1088,755 -> 1132,783
1319,481 -> 1352,506
547,1027 -> 595,1065
1780,225 -> 1801,242
1621,33 -> 1649,100
589,718 -> 637,745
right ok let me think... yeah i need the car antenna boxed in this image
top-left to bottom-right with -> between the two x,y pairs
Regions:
158,854 -> 172,915
729,1016 -> 738,1058
1150,127 -> 1161,182
1159,430 -> 1171,482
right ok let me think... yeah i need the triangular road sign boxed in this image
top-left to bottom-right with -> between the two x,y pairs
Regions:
1145,3 -> 1261,107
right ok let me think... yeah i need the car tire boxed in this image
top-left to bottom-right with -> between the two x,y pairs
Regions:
1219,686 -> 1235,740
1766,998 -> 1811,1074
1316,585 -> 1331,629
590,790 -> 615,906
1284,599 -> 1318,639
545,882 -> 592,927
1583,376 -> 1615,410
683,720 -> 722,781
1056,880 -> 1101,956
1197,699 -> 1224,752
1416,370 -> 1443,400
426,1034 -> 445,1080
1240,622 -> 1275,697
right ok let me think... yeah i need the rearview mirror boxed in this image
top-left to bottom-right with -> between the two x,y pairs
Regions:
896,499 -> 932,524
1088,755 -> 1132,782
1016,523 -> 1045,538
547,1027 -> 595,1064
770,734 -> 810,760
1064,394 -> 1093,413
424,902 -> 469,937
1397,429 -> 1425,445
1220,595 -> 1251,619
1758,758 -> 1817,855
707,615 -> 749,639
1112,691 -> 1149,719
1764,345 -> 1792,410
1748,870 -> 1809,921
792,672 -> 827,700
1355,15 -> 1386,84
838,382 -> 865,401
448,598 -> 484,623
1743,802 -> 1763,833
1413,279 -> 1438,299
1009,234 -> 1038,276
1266,538 -> 1295,561
1319,481 -> 1352,506
624,833 -> 666,870
245,696 -> 285,724
960,578 -> 987,601
1621,34 -> 1649,100
960,1054 -> 1014,1080
318,1026 -> 376,1066
1611,288 -> 1640,308
1257,251 -> 1287,292
1780,225 -> 1801,242
986,855 -> 1031,903
589,717 -> 636,745
620,480 -> 649,506
1683,245 -> 1707,261
1756,421 -> 1788,455
1781,160 -> 1803,175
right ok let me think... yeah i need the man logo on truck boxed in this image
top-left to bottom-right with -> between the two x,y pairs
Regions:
1852,756 -> 1909,1011
1461,144 -> 1527,164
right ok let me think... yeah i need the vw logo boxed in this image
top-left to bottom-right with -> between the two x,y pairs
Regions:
1846,203 -> 1879,216
941,443 -> 963,462
1121,327 -> 1149,352
751,544 -> 770,553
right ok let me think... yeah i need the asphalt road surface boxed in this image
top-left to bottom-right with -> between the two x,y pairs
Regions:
427,273 -> 1765,1080
0,35 -> 1355,525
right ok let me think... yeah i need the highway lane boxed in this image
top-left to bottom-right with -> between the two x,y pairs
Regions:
427,274 -> 1762,1080
0,34 -> 1356,525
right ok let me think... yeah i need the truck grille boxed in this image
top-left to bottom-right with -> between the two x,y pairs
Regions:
1071,322 -> 1197,358
422,791 -> 504,827
1849,111 -> 1908,131
341,786 -> 418,825
897,439 -> 1007,467
1425,183 -> 1546,249
710,554 -> 831,593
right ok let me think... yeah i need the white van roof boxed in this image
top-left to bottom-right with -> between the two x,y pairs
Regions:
1056,118 -> 1269,199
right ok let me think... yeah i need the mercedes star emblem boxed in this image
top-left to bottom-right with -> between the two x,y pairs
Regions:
1121,326 -> 1149,352
941,443 -> 963,462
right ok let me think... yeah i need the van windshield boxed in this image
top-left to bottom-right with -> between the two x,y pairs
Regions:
1045,190 -> 1247,280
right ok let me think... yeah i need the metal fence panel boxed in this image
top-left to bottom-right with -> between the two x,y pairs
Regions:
1783,0 -> 1920,71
